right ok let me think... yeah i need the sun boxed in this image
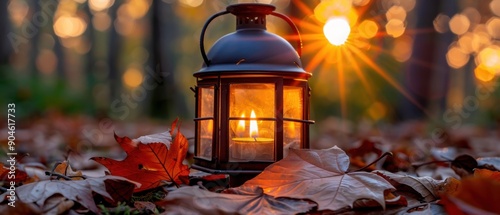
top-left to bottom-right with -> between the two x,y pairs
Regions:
288,0 -> 425,120
323,17 -> 351,46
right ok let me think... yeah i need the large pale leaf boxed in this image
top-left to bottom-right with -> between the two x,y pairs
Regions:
160,186 -> 316,215
240,146 -> 395,211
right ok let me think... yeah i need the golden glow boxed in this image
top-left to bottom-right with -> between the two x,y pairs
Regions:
179,0 -> 204,7
446,46 -> 469,69
491,0 -> 500,17
250,110 -> 258,138
89,0 -> 115,12
475,64 -> 496,82
458,32 -> 474,53
323,17 -> 351,46
53,16 -> 87,38
237,113 -> 245,136
478,46 -> 500,72
386,6 -> 406,21
314,0 -> 352,23
352,0 -> 370,6
123,67 -> 143,88
359,20 -> 378,39
449,14 -> 470,35
296,0 -> 431,121
471,31 -> 492,53
123,0 -> 150,19
385,19 -> 405,38
486,17 -> 500,39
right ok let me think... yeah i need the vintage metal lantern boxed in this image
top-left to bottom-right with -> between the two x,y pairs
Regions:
192,3 -> 313,183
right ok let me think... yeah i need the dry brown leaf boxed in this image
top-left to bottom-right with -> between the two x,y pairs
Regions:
374,170 -> 447,202
239,146 -> 395,211
0,175 -> 138,214
441,176 -> 500,214
160,186 -> 316,215
53,161 -> 84,180
91,119 -> 190,192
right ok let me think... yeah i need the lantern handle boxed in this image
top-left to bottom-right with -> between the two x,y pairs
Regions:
200,9 -> 303,66
270,11 -> 302,57
200,11 -> 230,66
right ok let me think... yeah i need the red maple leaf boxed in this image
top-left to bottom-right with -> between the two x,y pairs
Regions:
91,119 -> 190,192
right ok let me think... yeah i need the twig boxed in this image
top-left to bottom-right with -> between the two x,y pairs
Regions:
45,171 -> 72,180
349,152 -> 393,173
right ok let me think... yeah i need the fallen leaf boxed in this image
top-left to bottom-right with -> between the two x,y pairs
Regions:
239,146 -> 395,211
450,154 -> 477,178
440,176 -> 500,214
160,186 -> 316,214
86,175 -> 140,204
477,157 -> 500,171
474,168 -> 500,181
53,161 -> 84,180
0,175 -> 138,214
374,170 -> 458,202
0,179 -> 98,213
91,119 -> 190,192
0,163 -> 29,184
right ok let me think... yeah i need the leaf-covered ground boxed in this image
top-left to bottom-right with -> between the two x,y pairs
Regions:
1,114 -> 500,214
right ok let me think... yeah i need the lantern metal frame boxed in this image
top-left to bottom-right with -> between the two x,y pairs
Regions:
192,3 -> 314,180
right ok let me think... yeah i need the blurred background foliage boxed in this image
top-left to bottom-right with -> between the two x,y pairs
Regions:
1,0 -> 500,133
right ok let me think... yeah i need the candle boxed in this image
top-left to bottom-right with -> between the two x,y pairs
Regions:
231,110 -> 274,161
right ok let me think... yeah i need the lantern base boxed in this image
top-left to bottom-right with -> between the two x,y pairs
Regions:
191,164 -> 262,187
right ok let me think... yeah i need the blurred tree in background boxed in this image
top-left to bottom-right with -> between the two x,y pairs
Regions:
0,0 -> 499,131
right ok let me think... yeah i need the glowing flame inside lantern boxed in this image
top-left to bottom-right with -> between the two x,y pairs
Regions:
250,110 -> 258,138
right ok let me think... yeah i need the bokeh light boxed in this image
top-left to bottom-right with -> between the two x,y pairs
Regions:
323,17 -> 351,46
358,19 -> 378,39
385,19 -> 405,38
449,14 -> 470,35
475,64 -> 496,82
386,6 -> 406,21
89,0 -> 115,12
7,0 -> 29,27
486,17 -> 500,39
477,46 -> 500,72
92,12 -> 112,31
446,45 -> 469,69
433,14 -> 450,33
490,0 -> 500,17
123,67 -> 144,89
53,15 -> 87,38
179,0 -> 204,7
391,35 -> 413,62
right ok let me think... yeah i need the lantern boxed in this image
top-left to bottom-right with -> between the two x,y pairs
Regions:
192,3 -> 313,185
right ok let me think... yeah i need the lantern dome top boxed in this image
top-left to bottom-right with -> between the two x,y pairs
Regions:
195,3 -> 310,78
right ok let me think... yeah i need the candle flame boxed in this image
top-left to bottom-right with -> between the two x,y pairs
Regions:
250,110 -> 258,138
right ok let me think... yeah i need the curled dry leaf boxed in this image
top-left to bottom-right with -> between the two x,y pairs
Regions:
53,161 -> 84,180
239,146 -> 395,211
374,170 -> 447,202
0,175 -> 138,214
160,186 -> 316,215
91,119 -> 190,192
477,157 -> 500,171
